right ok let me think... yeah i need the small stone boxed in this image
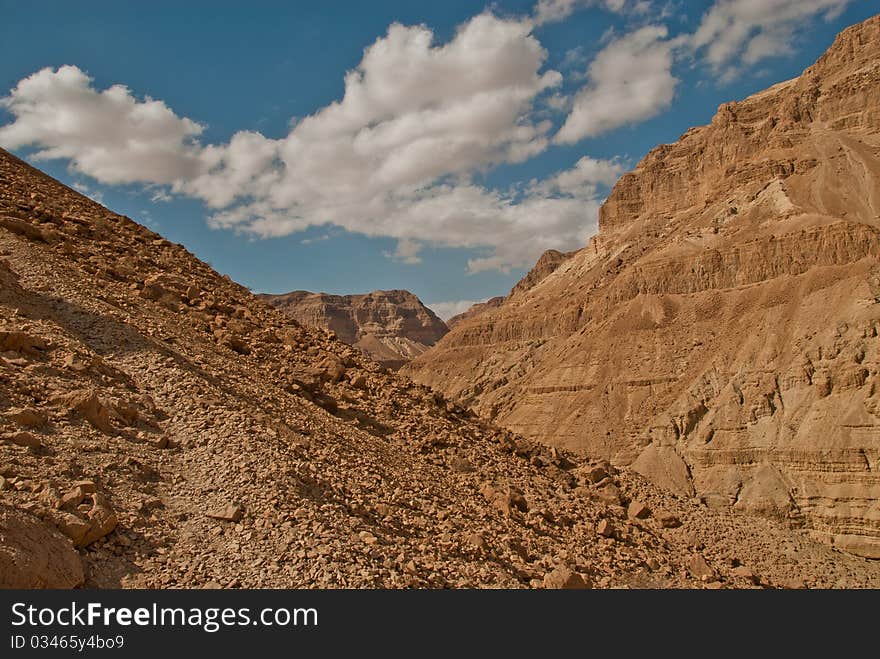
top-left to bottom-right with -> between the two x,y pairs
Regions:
72,480 -> 97,494
60,486 -> 87,509
8,432 -> 40,449
688,554 -> 715,580
465,532 -> 486,550
596,518 -> 615,538
780,577 -> 807,590
584,466 -> 607,484
80,493 -> 117,547
52,512 -> 90,546
627,500 -> 651,520
450,456 -> 475,473
731,565 -> 756,582
596,483 -> 622,506
543,565 -> 590,589
359,531 -> 378,545
657,512 -> 681,528
207,504 -> 243,523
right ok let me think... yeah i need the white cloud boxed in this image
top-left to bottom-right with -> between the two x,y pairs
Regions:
691,0 -> 852,78
384,238 -> 423,265
555,25 -> 678,143
530,156 -> 627,196
0,13 -> 626,273
533,0 -> 649,25
0,65 -> 204,185
428,299 -> 488,321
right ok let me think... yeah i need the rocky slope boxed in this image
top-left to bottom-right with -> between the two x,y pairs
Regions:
406,16 -> 880,559
262,290 -> 447,369
4,148 -> 880,589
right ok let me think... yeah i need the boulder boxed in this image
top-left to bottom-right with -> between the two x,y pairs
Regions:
0,505 -> 84,588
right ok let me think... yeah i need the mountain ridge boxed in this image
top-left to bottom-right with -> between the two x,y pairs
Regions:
261,288 -> 448,369
405,15 -> 880,559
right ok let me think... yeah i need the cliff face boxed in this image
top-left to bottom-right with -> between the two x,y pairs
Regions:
406,16 -> 880,558
261,289 -> 448,369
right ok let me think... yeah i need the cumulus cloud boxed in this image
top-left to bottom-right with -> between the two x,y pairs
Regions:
555,25 -> 678,143
428,299 -> 488,321
0,13 -> 631,272
691,0 -> 853,78
0,65 -> 204,185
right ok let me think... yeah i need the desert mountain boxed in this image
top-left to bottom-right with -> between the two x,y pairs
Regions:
5,149 -> 880,589
406,16 -> 880,559
261,289 -> 447,369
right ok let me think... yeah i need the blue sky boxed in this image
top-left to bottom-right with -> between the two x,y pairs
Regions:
1,0 -> 877,318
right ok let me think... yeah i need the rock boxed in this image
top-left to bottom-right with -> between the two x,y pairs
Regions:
7,407 -> 48,428
687,554 -> 716,580
0,330 -> 48,356
731,565 -> 757,583
657,512 -> 681,528
465,532 -> 486,550
627,500 -> 651,520
0,216 -> 52,243
631,445 -> 695,498
733,464 -> 796,518
52,389 -> 114,435
7,431 -> 41,449
0,505 -> 84,588
51,511 -> 90,546
596,483 -> 622,506
60,486 -> 87,509
79,493 -> 117,547
72,480 -> 97,494
208,504 -> 243,523
359,531 -> 378,545
584,465 -> 608,484
596,519 -> 615,538
543,565 -> 590,589
450,455 -> 475,473
218,332 -> 250,356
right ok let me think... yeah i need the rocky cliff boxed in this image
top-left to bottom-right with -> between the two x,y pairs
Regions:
406,16 -> 880,559
261,289 -> 448,369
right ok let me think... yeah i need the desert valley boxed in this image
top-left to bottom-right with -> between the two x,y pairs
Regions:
1,13 -> 879,590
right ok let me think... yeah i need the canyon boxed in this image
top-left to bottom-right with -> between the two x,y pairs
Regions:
406,16 -> 880,559
8,146 -> 875,589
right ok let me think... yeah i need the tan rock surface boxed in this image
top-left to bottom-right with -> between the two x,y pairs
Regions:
406,16 -> 880,559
